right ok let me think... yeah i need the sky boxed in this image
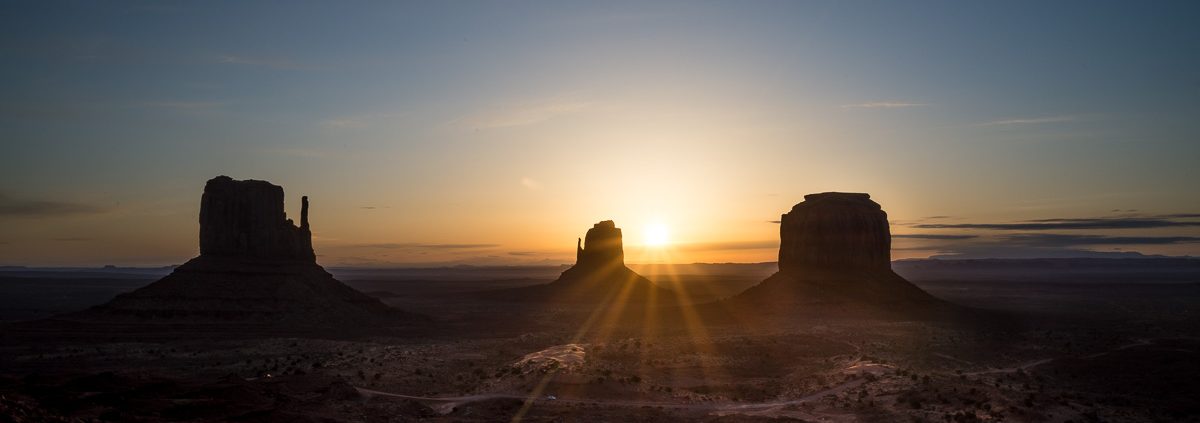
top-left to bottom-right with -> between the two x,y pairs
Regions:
2,1 -> 1198,267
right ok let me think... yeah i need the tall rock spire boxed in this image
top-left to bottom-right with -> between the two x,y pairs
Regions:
301,195 -> 310,230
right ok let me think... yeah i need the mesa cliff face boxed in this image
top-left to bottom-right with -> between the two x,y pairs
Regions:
72,176 -> 415,329
778,192 -> 890,272
199,176 -> 315,262
736,192 -> 943,314
575,220 -> 624,270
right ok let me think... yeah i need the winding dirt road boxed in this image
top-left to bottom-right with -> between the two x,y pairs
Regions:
355,338 -> 1169,418
964,338 -> 1156,376
356,375 -> 866,416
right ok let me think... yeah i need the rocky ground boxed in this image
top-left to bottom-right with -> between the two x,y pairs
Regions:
2,279 -> 1197,422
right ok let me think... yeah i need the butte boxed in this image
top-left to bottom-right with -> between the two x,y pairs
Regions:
486,220 -> 673,305
62,176 -> 418,332
731,192 -> 952,317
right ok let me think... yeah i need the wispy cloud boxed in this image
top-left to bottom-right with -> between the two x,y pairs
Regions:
320,118 -> 369,129
520,177 -> 543,191
673,240 -> 778,252
892,236 -> 1173,259
1001,233 -> 1200,247
464,100 -> 591,129
52,237 -> 92,242
979,115 -> 1077,126
0,194 -> 108,218
351,243 -> 500,250
319,111 -> 406,129
925,246 -> 1156,260
259,147 -> 330,159
915,217 -> 1200,231
897,211 -> 1200,259
840,101 -> 929,109
144,101 -> 227,110
216,55 -> 304,69
893,234 -> 978,240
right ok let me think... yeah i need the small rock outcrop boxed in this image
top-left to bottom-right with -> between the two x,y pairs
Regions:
199,176 -> 315,262
69,176 -> 417,330
778,192 -> 890,272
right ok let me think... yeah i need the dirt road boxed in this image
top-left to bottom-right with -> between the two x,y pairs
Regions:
356,375 -> 866,416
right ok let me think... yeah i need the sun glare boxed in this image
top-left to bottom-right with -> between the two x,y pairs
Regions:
643,223 -> 670,247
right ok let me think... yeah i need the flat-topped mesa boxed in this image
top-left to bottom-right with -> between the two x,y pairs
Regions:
198,175 -> 315,262
575,220 -> 624,269
778,192 -> 890,272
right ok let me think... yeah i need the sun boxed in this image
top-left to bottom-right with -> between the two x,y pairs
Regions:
643,222 -> 670,247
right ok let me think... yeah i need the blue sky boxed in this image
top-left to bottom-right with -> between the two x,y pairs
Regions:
2,1 -> 1198,266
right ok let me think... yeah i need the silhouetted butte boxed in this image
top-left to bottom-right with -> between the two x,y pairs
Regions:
199,175 -> 315,262
489,220 -> 671,304
735,192 -> 947,316
67,176 -> 416,330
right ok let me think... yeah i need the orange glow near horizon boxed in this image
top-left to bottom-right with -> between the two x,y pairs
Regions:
3,2 -> 1199,267
641,222 -> 670,247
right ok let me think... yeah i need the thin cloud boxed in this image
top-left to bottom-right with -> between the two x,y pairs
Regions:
0,194 -> 108,218
319,111 -> 406,129
914,217 -> 1200,231
144,101 -> 227,110
895,211 -> 1200,258
893,234 -> 978,240
979,115 -> 1076,126
840,101 -> 929,109
52,237 -> 92,242
892,236 -> 1171,259
1002,233 -> 1200,247
260,147 -> 330,158
673,240 -> 778,252
521,177 -> 543,191
320,118 -> 370,129
465,100 -> 590,129
927,246 -> 1155,260
351,243 -> 500,250
216,55 -> 304,69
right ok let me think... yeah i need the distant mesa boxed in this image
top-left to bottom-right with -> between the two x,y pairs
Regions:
487,220 -> 672,304
735,192 -> 946,314
68,176 -> 417,330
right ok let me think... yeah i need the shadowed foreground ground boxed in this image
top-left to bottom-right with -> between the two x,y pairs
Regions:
2,260 -> 1198,422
